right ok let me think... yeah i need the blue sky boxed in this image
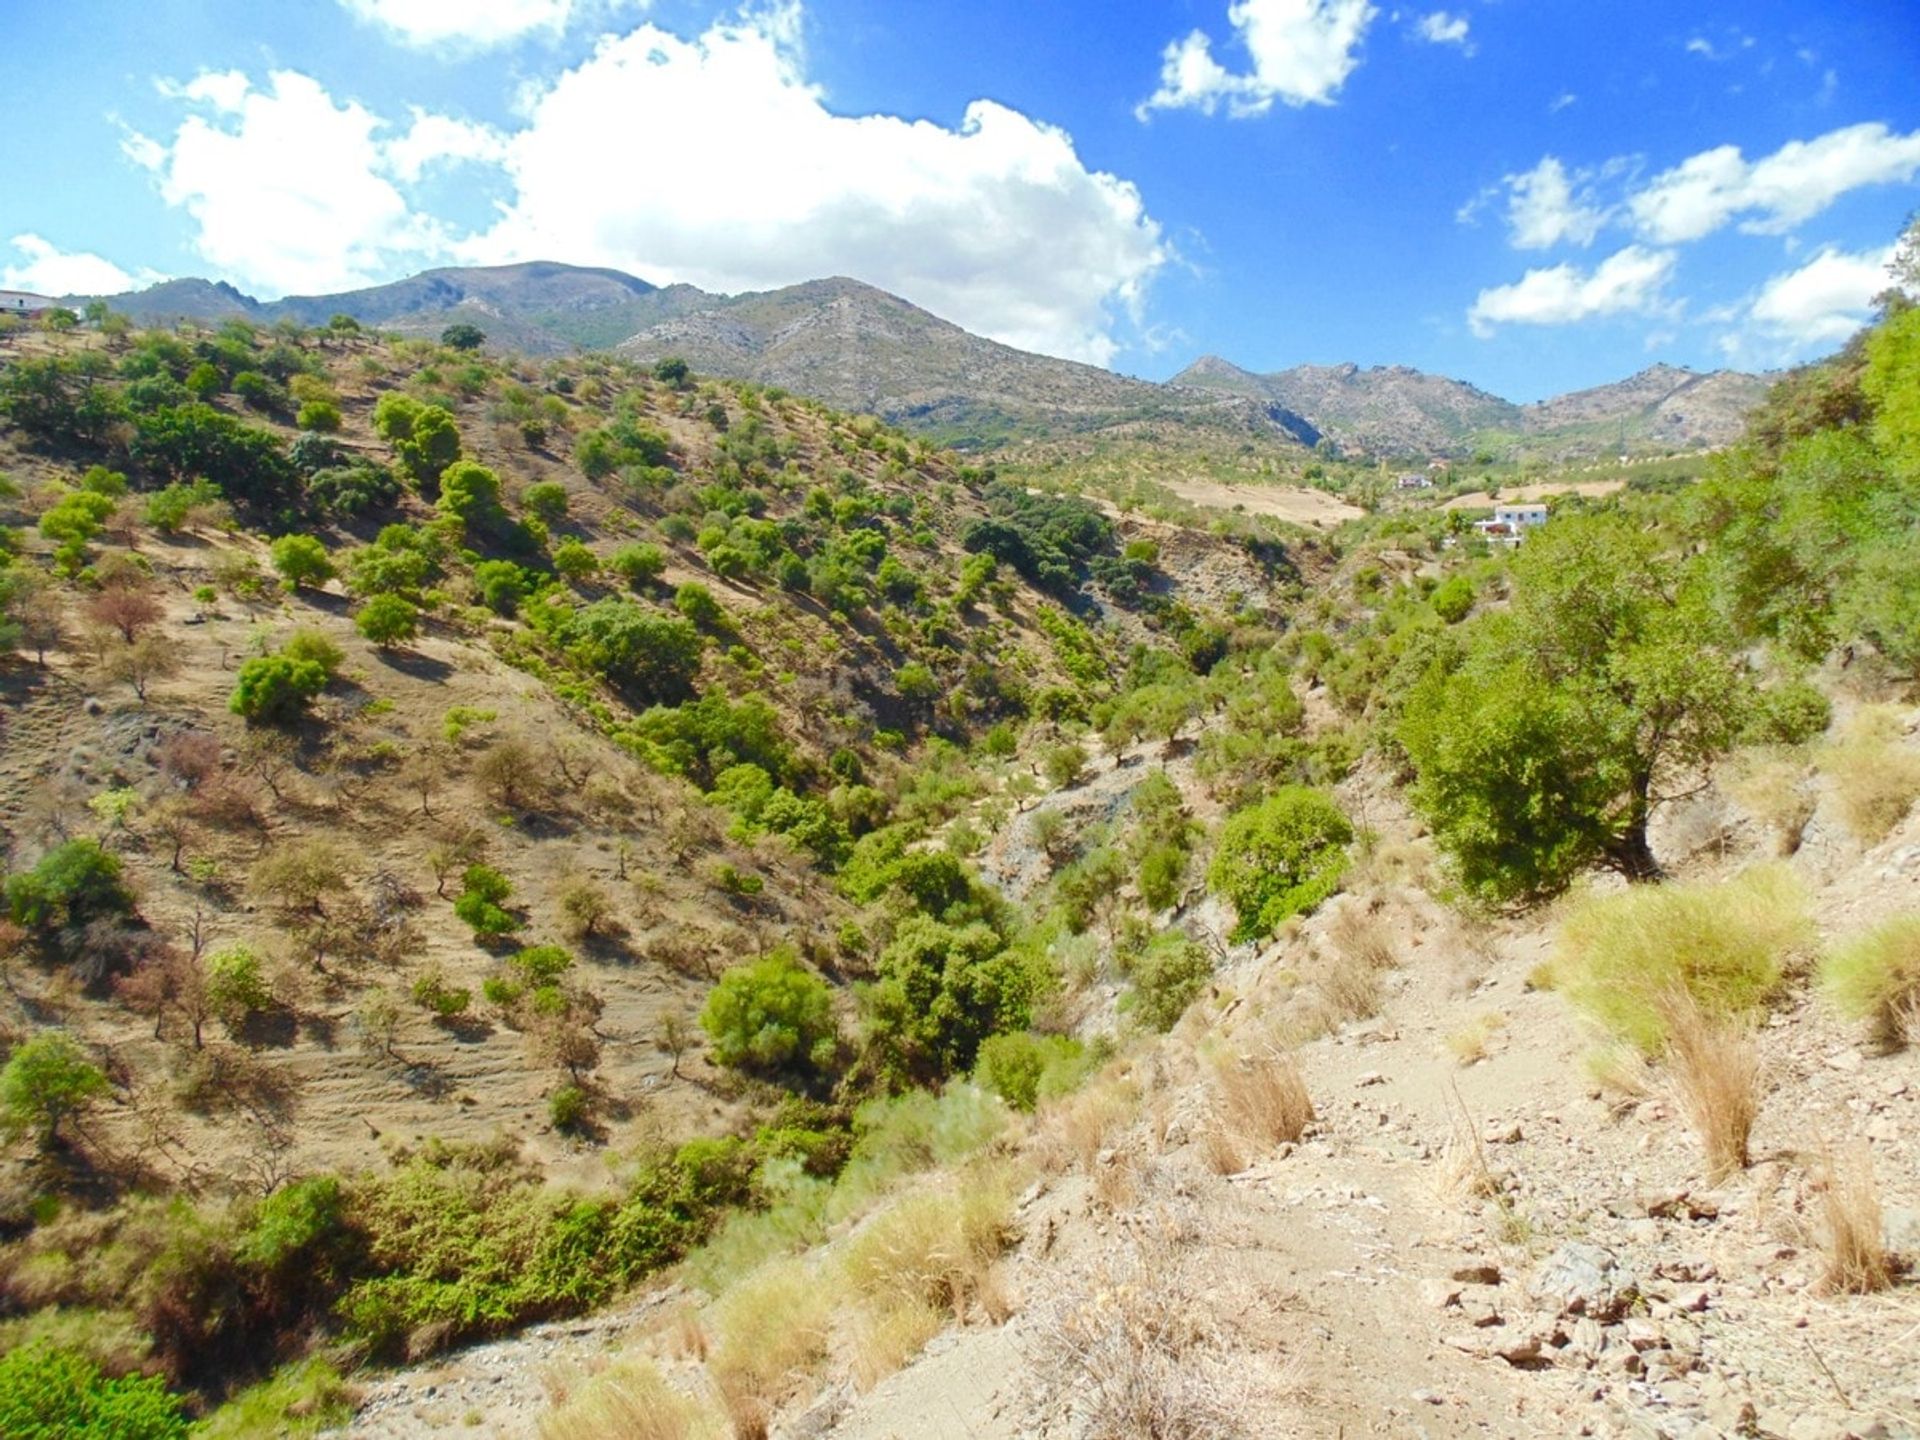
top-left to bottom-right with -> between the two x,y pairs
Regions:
3,0 -> 1917,400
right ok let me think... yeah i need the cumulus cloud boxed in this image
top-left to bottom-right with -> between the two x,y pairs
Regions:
1504,157 -> 1608,249
1415,11 -> 1472,50
2,235 -> 162,296
128,11 -> 1167,365
1468,245 -> 1677,337
1138,0 -> 1379,118
125,70 -> 453,295
1630,123 -> 1920,243
338,0 -> 578,50
1718,244 -> 1896,363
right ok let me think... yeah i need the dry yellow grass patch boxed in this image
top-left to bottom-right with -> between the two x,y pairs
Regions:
1198,1122 -> 1245,1176
538,1357 -> 721,1440
1821,708 -> 1920,844
847,1298 -> 947,1392
1444,1011 -> 1507,1066
1661,994 -> 1761,1183
1816,1144 -> 1898,1295
1213,1046 -> 1314,1149
705,1259 -> 833,1434
1037,1076 -> 1139,1175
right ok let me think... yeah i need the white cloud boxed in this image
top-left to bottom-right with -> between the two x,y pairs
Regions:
1719,244 -> 1895,362
129,12 -> 1167,365
1630,122 -> 1920,243
1504,156 -> 1608,249
1548,92 -> 1577,113
1138,0 -> 1379,118
1415,11 -> 1472,50
385,110 -> 510,183
1468,245 -> 1677,337
125,70 -> 450,296
338,0 -> 577,50
1,234 -> 162,296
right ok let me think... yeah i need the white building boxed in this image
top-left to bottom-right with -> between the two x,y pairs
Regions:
1493,503 -> 1548,530
0,290 -> 57,318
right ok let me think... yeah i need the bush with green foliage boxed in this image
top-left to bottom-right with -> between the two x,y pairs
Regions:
132,404 -> 292,502
472,559 -> 530,615
521,482 -> 568,523
1125,930 -> 1214,1032
972,1031 -> 1089,1111
143,478 -> 223,534
551,539 -> 597,582
6,838 -> 134,943
269,534 -> 334,590
453,865 -> 519,939
558,599 -> 703,705
861,917 -> 1038,1085
442,323 -> 485,351
296,399 -> 342,432
229,654 -> 327,724
607,542 -> 665,588
700,948 -> 839,1077
356,593 -> 419,647
1430,573 -> 1474,623
1208,787 -> 1352,941
0,1034 -> 109,1148
0,1344 -> 187,1440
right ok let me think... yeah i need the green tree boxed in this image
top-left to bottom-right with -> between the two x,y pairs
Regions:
0,1344 -> 187,1440
1401,514 -> 1754,901
0,1035 -> 109,1149
1207,787 -> 1352,941
441,323 -> 486,351
297,398 -> 343,432
521,482 -> 568,523
608,542 -> 665,588
699,948 -> 838,1076
6,839 -> 133,941
270,533 -> 335,590
861,917 -> 1036,1083
652,356 -> 691,388
230,654 -> 328,724
561,600 -> 703,705
356,593 -> 419,648
206,944 -> 272,1027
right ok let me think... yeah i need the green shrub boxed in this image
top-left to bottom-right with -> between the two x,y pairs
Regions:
1549,865 -> 1810,1053
281,627 -> 345,676
551,539 -> 597,582
472,559 -> 529,615
6,838 -> 133,940
1820,913 -> 1920,1050
973,1031 -> 1089,1111
1126,931 -> 1214,1032
549,1085 -> 589,1131
296,399 -> 342,433
521,482 -> 568,522
700,947 -> 838,1077
356,593 -> 418,647
1742,677 -> 1831,746
229,655 -> 327,723
862,917 -> 1038,1084
206,944 -> 271,1026
607,542 -> 665,588
0,1035 -> 109,1149
454,865 -> 519,938
194,1358 -> 352,1439
0,1344 -> 188,1440
236,1177 -> 348,1272
1430,573 -> 1473,623
143,478 -> 223,534
1207,787 -> 1352,941
270,534 -> 334,590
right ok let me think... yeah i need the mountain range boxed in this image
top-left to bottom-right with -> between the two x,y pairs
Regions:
89,261 -> 1771,459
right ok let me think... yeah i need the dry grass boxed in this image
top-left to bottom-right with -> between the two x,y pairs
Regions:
1029,1245 -> 1240,1440
1327,901 -> 1397,971
538,1357 -> 721,1440
1551,864 -> 1811,1053
1819,913 -> 1920,1052
705,1260 -> 833,1432
838,1164 -> 1018,1323
1816,1145 -> 1897,1295
1038,1077 -> 1138,1175
1214,1046 -> 1314,1149
1661,993 -> 1761,1183
1444,1011 -> 1507,1066
1821,709 -> 1920,844
848,1298 -> 946,1392
1198,1122 -> 1245,1176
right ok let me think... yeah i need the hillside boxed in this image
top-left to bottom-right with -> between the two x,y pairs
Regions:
1172,355 -> 1769,461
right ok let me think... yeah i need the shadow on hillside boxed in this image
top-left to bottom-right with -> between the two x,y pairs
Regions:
238,1008 -> 299,1050
376,647 -> 454,682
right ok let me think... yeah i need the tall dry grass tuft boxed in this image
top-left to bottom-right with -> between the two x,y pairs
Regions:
1816,1144 -> 1897,1295
1553,864 -> 1811,1054
1037,1077 -> 1138,1176
705,1260 -> 832,1435
1819,913 -> 1920,1052
1029,1245 -> 1238,1440
1214,1046 -> 1314,1149
538,1357 -> 721,1440
1820,708 -> 1920,844
1660,992 -> 1761,1183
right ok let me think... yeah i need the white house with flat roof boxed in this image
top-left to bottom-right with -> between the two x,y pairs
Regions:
0,290 -> 58,318
1494,502 -> 1548,530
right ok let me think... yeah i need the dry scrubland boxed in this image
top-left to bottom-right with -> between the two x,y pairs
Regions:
0,297 -> 1916,1440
